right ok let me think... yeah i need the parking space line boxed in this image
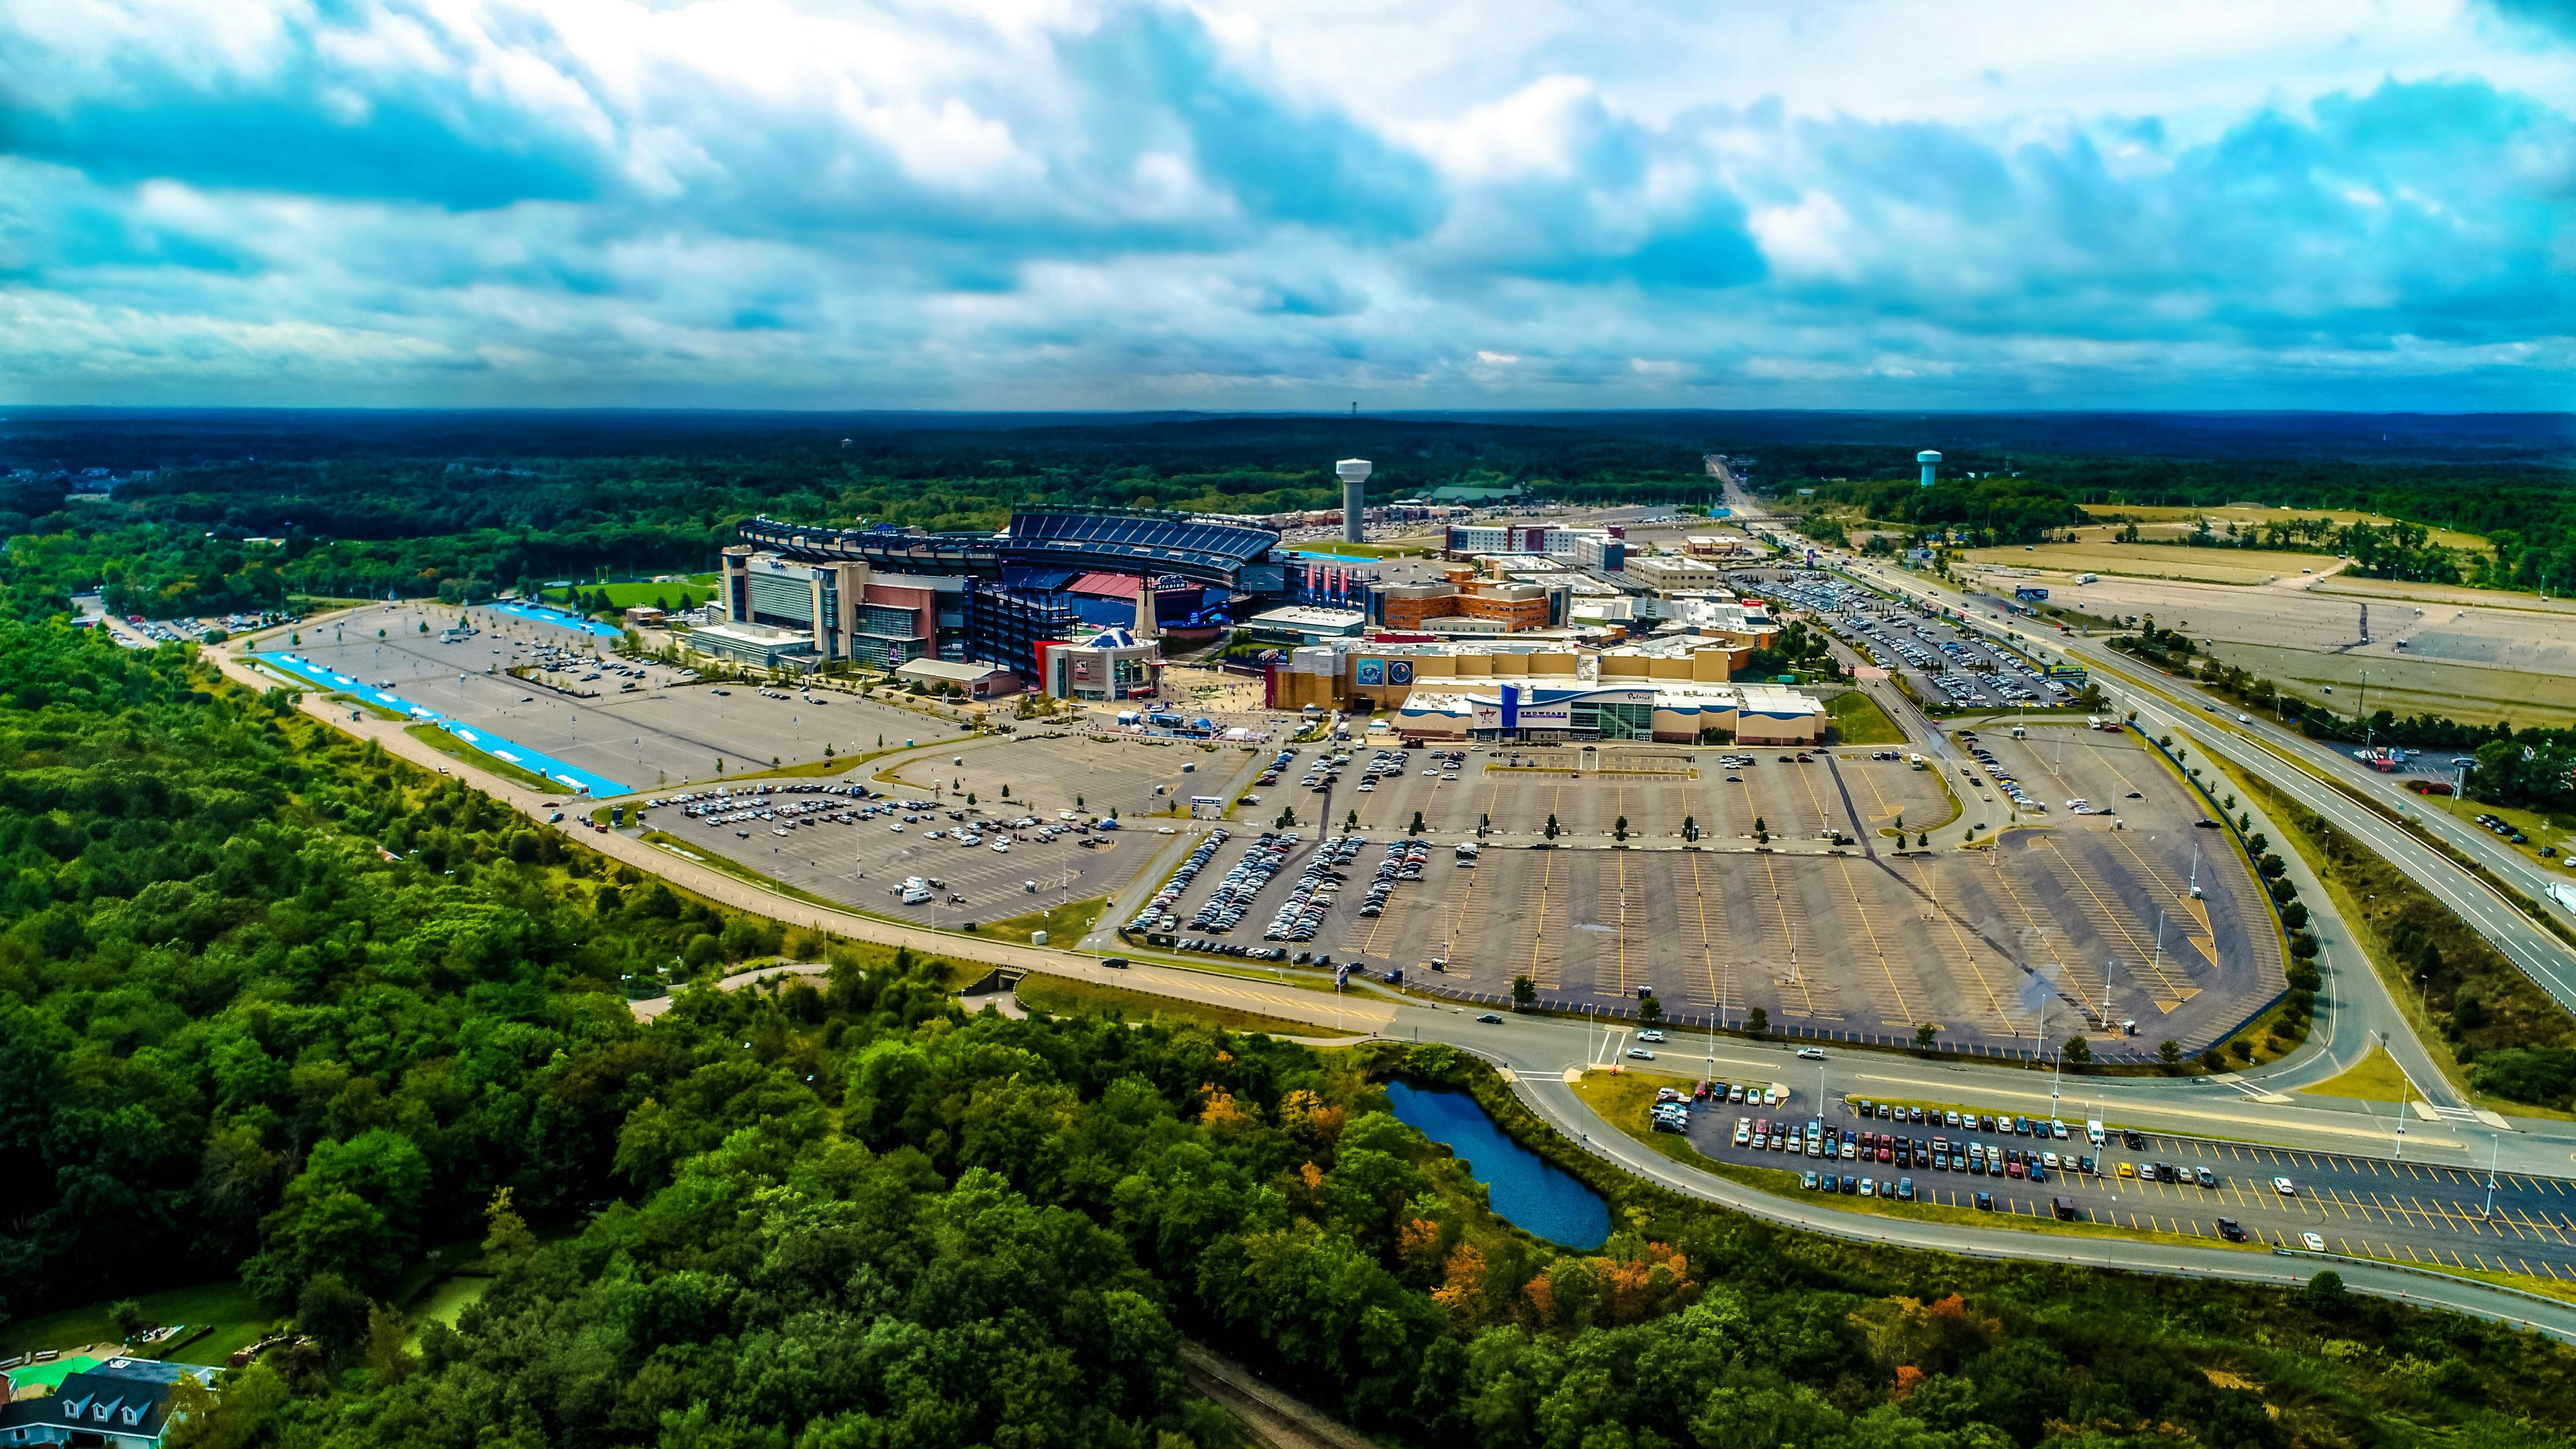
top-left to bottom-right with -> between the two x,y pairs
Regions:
1831,856 -> 1918,1027
1916,860 -> 2018,1038
2033,837 -> 2191,1006
1984,856 -> 2099,1013
1527,844 -> 1562,990
1759,852 -> 1824,1018
1685,851 -> 1731,1016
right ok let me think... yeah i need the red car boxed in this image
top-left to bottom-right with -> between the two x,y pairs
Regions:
2007,1159 -> 2027,1179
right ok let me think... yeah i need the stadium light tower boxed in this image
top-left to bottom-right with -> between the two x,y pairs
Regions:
1336,458 -> 1372,545
1917,450 -> 1942,488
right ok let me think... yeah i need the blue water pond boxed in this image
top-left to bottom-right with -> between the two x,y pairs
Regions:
1385,1081 -> 1610,1249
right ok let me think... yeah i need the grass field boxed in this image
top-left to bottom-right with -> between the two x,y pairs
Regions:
542,575 -> 718,610
403,722 -> 563,792
2074,505 -> 2490,553
0,1280 -> 273,1364
2208,641 -> 2576,729
637,831 -> 850,912
1963,542 -> 2343,587
2297,1046 -> 2415,1104
402,1275 -> 494,1348
974,896 -> 1111,942
1013,973 -> 1360,1038
1823,689 -> 1905,745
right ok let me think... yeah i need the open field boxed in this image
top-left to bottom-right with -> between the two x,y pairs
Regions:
2073,504 -> 2491,553
1963,541 -> 2345,587
1823,689 -> 1905,744
1148,738 -> 2275,1058
2206,642 -> 2576,729
1976,567 -> 2576,727
0,1280 -> 271,1365
540,574 -> 718,609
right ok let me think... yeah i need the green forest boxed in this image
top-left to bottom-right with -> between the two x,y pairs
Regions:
1,516 -> 2574,1446
1768,445 -> 2576,591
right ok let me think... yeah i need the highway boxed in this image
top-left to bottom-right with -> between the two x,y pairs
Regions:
1819,555 -> 2576,1048
217,606 -> 2576,1340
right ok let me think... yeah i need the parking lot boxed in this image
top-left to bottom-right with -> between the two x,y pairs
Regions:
1132,734 -> 2273,1056
1744,571 -> 2081,713
605,729 -> 1280,926
275,603 -> 958,795
880,730 -> 1254,826
623,777 -> 1152,928
1666,1085 -> 2576,1273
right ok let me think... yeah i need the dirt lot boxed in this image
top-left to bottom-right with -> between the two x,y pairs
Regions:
1963,542 -> 2341,588
1146,737 -> 2275,1059
1992,570 -> 2576,726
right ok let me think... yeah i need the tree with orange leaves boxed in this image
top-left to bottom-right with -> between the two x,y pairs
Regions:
1520,1272 -> 1556,1328
1198,1083 -> 1255,1133
1431,1243 -> 1489,1328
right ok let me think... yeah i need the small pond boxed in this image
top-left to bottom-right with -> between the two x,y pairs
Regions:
1385,1081 -> 1610,1249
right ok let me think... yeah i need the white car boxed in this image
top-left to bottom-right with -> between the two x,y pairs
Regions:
1637,1029 -> 1666,1043
889,822 -> 904,832
2302,1232 -> 2326,1252
2273,1176 -> 2297,1197
1158,826 -> 1178,835
1797,1047 -> 1827,1061
991,841 -> 1010,853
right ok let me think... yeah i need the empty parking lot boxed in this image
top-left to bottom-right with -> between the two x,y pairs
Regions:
1141,735 -> 2278,1058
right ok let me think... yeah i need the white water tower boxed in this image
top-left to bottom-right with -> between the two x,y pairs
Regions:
1336,458 -> 1372,544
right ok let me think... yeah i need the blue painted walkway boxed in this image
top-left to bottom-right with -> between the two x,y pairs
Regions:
477,600 -> 626,638
251,652 -> 632,797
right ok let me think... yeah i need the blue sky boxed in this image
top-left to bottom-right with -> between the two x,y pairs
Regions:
1,0 -> 2570,409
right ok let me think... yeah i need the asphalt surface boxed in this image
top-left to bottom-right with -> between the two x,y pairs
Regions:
1678,1095 -> 2576,1277
1819,555 -> 2569,1112
220,602 -> 2576,1340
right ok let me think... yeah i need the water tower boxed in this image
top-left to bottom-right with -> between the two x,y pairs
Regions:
1917,450 -> 1942,488
1336,458 -> 1372,544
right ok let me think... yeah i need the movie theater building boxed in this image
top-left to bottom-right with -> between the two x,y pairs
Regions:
1391,679 -> 1821,746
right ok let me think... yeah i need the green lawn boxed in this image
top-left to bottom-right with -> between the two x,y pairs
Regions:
0,1280 -> 273,1366
1824,689 -> 1905,744
1014,973 -> 1360,1038
403,1275 -> 495,1349
543,576 -> 717,610
327,691 -> 413,723
404,723 -> 564,793
973,896 -> 1111,942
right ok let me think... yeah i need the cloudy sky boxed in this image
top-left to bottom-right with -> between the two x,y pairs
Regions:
2,0 -> 2571,410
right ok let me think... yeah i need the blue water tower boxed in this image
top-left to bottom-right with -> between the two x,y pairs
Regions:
1917,451 -> 1942,488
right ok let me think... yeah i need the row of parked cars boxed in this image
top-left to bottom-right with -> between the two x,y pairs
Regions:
1189,833 -> 1296,932
1954,732 -> 2043,813
1265,836 -> 1369,942
1359,839 -> 1433,917
1131,830 -> 1233,932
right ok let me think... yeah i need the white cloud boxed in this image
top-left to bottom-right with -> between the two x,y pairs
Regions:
0,0 -> 2567,407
